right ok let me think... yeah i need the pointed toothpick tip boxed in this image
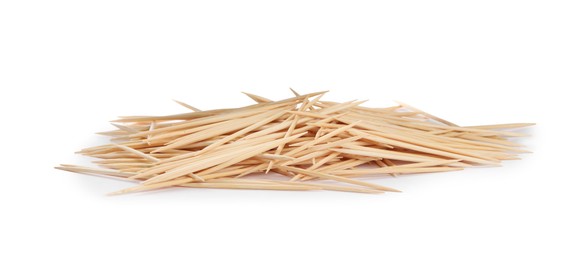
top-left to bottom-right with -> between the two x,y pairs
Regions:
289,88 -> 301,97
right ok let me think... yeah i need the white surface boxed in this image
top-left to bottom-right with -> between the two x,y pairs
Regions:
1,1 -> 585,259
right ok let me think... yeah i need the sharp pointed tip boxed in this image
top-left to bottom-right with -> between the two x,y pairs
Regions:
107,190 -> 124,196
107,187 -> 134,196
108,185 -> 143,196
384,187 -> 402,192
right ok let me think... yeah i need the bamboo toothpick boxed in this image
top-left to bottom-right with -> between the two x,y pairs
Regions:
57,90 -> 532,195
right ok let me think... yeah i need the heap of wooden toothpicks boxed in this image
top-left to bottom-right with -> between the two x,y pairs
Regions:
57,90 -> 532,195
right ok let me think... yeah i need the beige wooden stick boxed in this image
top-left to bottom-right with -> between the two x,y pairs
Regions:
278,165 -> 400,192
173,100 -> 201,112
112,144 -> 160,163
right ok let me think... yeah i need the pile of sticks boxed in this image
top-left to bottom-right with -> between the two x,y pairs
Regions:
57,90 -> 532,194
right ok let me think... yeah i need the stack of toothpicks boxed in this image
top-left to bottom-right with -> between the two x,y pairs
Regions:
57,90 -> 532,195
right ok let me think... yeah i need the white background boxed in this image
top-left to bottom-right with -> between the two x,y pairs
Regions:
1,1 -> 585,259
